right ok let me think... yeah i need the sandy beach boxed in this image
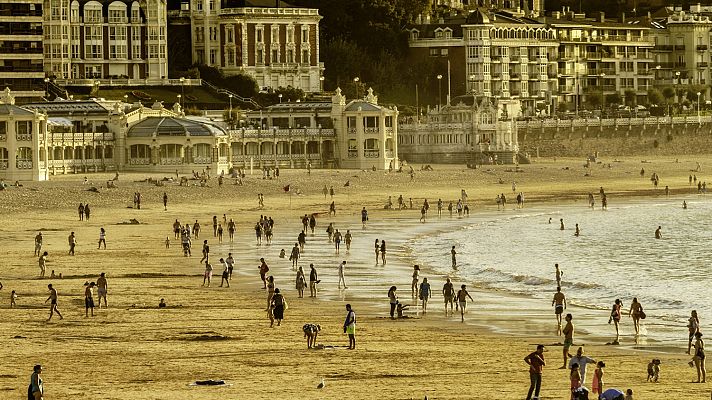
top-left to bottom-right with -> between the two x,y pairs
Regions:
1,155 -> 711,399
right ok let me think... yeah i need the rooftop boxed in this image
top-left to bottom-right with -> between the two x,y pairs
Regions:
23,100 -> 115,115
127,117 -> 226,137
0,104 -> 36,116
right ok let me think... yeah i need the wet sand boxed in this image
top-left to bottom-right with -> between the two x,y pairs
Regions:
0,156 -> 710,399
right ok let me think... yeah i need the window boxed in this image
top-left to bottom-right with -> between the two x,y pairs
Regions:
195,0 -> 202,11
149,27 -> 158,41
85,26 -> 102,41
256,27 -> 263,43
227,49 -> 235,66
196,50 -> 204,63
210,49 -> 216,64
443,29 -> 452,39
272,49 -> 279,63
16,121 -> 32,136
287,49 -> 294,63
209,27 -> 217,41
286,26 -> 294,43
411,30 -> 420,40
209,0 -> 214,10
430,48 -> 439,57
108,9 -> 126,23
85,44 -> 102,58
435,29 -> 443,39
302,49 -> 309,64
257,49 -> 264,64
110,44 -> 127,59
84,8 -> 102,23
109,26 -> 127,41
441,49 -> 448,56
347,117 -> 356,129
149,44 -> 159,58
131,7 -> 140,22
301,26 -> 309,43
226,27 -> 234,43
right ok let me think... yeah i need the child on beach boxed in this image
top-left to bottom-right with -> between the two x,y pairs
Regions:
592,361 -> 605,396
10,290 -> 17,308
647,359 -> 660,382
570,363 -> 581,398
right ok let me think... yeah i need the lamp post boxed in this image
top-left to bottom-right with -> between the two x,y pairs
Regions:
43,77 -> 49,97
179,77 -> 185,106
675,71 -> 681,116
599,73 -> 606,116
123,94 -> 128,104
319,76 -> 325,92
697,91 -> 701,123
353,77 -> 360,98
278,93 -> 283,103
437,74 -> 443,110
228,94 -> 233,121
176,94 -> 181,108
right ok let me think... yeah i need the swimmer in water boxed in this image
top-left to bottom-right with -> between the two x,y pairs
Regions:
560,219 -> 565,230
574,224 -> 580,237
683,201 -> 688,209
655,226 -> 662,239
548,217 -> 552,224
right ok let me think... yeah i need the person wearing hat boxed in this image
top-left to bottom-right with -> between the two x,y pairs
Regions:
28,364 -> 43,400
524,344 -> 546,400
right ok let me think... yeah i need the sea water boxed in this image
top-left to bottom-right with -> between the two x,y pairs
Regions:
408,197 -> 712,343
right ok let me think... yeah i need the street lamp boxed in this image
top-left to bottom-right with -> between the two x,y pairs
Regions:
176,94 -> 181,108
43,77 -> 49,97
437,74 -> 443,110
599,73 -> 606,116
319,76 -> 325,92
179,76 -> 185,106
675,71 -> 681,116
123,94 -> 128,104
278,93 -> 283,103
228,94 -> 233,121
697,91 -> 701,123
353,77 -> 360,98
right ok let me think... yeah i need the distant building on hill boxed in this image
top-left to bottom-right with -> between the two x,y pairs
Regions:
167,0 -> 324,93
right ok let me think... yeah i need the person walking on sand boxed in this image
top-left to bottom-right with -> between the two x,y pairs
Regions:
609,299 -> 623,337
94,272 -> 108,307
380,240 -> 387,264
45,284 -> 63,321
296,267 -> 306,298
98,228 -> 106,249
337,261 -> 347,289
78,203 -> 85,221
193,220 -> 201,239
344,230 -> 352,251
388,286 -> 398,319
269,288 -> 286,327
569,347 -> 596,386
29,364 -> 43,400
555,264 -> 563,287
443,277 -> 455,315
691,331 -> 706,383
333,229 -> 342,253
202,262 -> 213,287
344,304 -> 356,350
68,232 -> 76,256
163,192 -> 168,211
524,345 -> 546,400
655,226 -> 663,239
411,265 -> 420,297
84,282 -> 96,317
290,243 -> 300,269
34,232 -> 43,256
629,297 -> 644,335
451,246 -> 457,268
553,286 -> 567,334
38,251 -> 48,278
574,224 -> 580,237
561,313 -> 574,368
227,219 -> 236,242
374,239 -> 380,264
456,284 -> 474,322
592,361 -> 605,397
560,219 -> 565,231
688,310 -> 700,354
361,207 -> 368,228
219,258 -> 230,288
420,205 -> 426,222
225,253 -> 235,280
326,223 -> 334,242
259,258 -> 269,289
570,363 -> 582,397
200,240 -> 210,263
309,264 -> 319,297
419,277 -> 432,314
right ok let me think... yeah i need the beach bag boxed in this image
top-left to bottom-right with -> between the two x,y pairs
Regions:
640,310 -> 646,320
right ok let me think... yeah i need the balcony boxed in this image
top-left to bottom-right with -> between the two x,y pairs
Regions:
364,127 -> 379,134
364,150 -> 380,158
698,45 -> 708,51
674,45 -> 685,50
16,160 -> 33,169
655,45 -> 673,51
347,150 -> 358,158
16,133 -> 32,141
0,160 -> 7,170
698,62 -> 709,68
0,47 -> 43,54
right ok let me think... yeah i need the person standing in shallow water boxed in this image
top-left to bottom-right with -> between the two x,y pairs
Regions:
609,299 -> 623,337
380,240 -> 387,264
419,277 -> 432,314
629,297 -> 644,335
552,286 -> 566,335
655,226 -> 663,239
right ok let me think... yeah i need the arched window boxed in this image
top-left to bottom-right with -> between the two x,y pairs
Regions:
16,147 -> 33,169
0,147 -> 8,169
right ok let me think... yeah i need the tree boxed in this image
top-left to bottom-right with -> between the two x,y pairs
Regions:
223,74 -> 259,99
662,86 -> 675,103
624,89 -> 637,106
606,92 -> 622,105
647,88 -> 663,106
586,92 -> 602,109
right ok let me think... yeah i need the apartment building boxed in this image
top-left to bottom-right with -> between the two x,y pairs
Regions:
169,0 -> 323,92
407,7 -> 655,114
0,0 -> 45,102
43,0 -> 168,83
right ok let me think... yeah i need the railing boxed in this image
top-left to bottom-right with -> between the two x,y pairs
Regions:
347,150 -> 358,158
0,160 -> 7,169
128,158 -> 150,165
364,150 -> 380,158
202,80 -> 260,109
515,115 -> 712,129
16,134 -> 32,141
698,62 -> 709,68
16,160 -> 33,169
160,157 -> 183,165
54,78 -> 202,87
656,45 -> 674,51
675,45 -> 686,50
0,47 -> 43,54
385,150 -> 394,158
698,45 -> 709,51
0,134 -> 5,141
193,156 -> 212,164
385,127 -> 394,136
348,127 -> 356,135
364,127 -> 379,134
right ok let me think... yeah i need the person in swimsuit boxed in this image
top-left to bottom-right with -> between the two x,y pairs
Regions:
295,267 -> 306,298
96,272 -> 108,307
34,232 -> 43,256
388,286 -> 398,319
38,251 -> 48,278
380,240 -> 387,264
29,364 -> 43,400
337,261 -> 347,289
553,286 -> 567,334
309,264 -> 318,298
655,226 -> 662,239
98,228 -> 106,249
259,258 -> 269,289
609,299 -> 623,338
225,253 -> 234,280
456,284 -> 474,322
303,324 -> 321,348
411,265 -> 420,297
84,281 -> 96,317
628,297 -> 644,335
45,284 -> 63,321
451,246 -> 457,268
442,277 -> 455,316
570,363 -> 582,398
219,258 -> 230,288
555,263 -> 563,287
562,313 -> 574,368
592,361 -> 605,396
692,331 -> 706,383
202,262 -> 213,287
374,239 -> 380,264
688,310 -> 700,354
344,230 -> 352,251
419,277 -> 432,314
343,304 -> 356,350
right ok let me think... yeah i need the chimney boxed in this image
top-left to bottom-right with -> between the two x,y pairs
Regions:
599,11 -> 605,22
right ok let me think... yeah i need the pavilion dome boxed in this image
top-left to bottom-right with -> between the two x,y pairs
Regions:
127,117 -> 226,137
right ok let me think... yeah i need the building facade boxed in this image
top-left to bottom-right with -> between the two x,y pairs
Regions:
43,0 -> 168,83
169,0 -> 323,92
0,0 -> 45,102
0,89 -> 49,181
407,7 -> 656,114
